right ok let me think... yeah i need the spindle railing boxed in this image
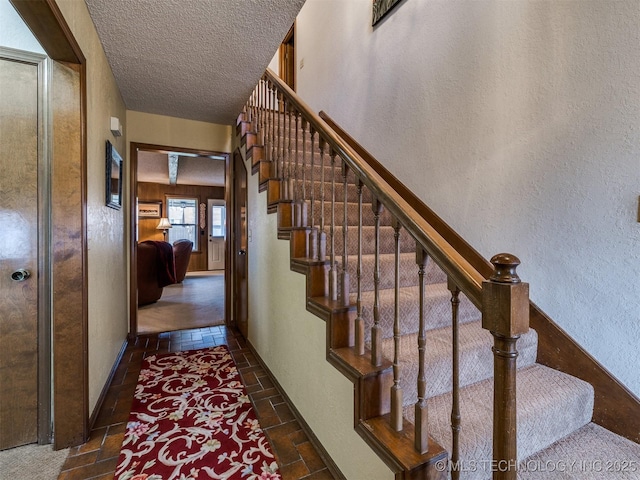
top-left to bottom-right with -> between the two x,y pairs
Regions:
243,69 -> 530,480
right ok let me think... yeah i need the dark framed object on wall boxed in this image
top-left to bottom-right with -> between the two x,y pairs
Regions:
372,0 -> 404,26
106,140 -> 123,209
137,201 -> 162,218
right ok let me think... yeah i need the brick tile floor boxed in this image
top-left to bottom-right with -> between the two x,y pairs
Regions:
57,325 -> 338,480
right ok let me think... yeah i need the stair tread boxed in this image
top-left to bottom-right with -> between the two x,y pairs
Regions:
404,364 -> 594,480
518,422 -> 640,479
382,320 -> 538,403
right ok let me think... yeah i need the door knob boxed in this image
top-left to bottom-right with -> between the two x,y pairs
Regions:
11,269 -> 31,282
238,250 -> 246,255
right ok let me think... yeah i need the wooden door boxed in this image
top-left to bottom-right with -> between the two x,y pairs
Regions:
279,24 -> 295,90
233,151 -> 248,338
0,56 -> 39,450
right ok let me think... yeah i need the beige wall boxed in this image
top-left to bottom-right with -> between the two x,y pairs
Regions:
54,0 -> 129,412
127,110 -> 232,153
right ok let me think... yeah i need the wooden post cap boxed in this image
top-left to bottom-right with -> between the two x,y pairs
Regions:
490,253 -> 521,284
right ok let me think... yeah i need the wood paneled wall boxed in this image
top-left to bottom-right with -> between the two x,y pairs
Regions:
137,182 -> 224,271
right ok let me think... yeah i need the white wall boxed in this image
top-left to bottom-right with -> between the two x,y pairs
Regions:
295,0 -> 640,396
246,155 -> 393,480
0,0 -> 45,53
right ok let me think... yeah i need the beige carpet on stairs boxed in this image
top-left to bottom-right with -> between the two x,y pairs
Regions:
0,444 -> 69,480
137,271 -> 225,334
518,423 -> 640,479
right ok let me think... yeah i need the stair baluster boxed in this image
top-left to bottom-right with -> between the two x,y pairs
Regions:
308,128 -> 317,259
391,218 -> 403,431
371,198 -> 383,367
293,112 -> 300,226
329,151 -> 337,301
300,117 -> 308,227
277,90 -> 282,178
283,100 -> 289,193
286,102 -> 293,200
482,254 -> 529,480
317,138 -> 327,261
355,180 -> 365,355
258,79 -> 264,147
449,280 -> 462,479
340,162 -> 349,306
415,247 -> 429,454
269,84 -> 278,169
251,87 -> 257,130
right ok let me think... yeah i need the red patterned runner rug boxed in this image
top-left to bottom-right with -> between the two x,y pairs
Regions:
114,345 -> 280,480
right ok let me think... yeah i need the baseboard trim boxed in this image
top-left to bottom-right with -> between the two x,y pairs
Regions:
88,339 -> 128,430
246,340 -> 347,480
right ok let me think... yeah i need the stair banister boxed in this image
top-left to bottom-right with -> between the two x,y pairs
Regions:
258,68 -> 530,473
482,254 -> 530,480
263,69 -> 485,309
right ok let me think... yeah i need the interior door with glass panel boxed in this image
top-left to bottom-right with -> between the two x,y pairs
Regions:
208,199 -> 225,270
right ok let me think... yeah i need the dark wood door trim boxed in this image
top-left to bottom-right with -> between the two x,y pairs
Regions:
279,23 -> 295,91
128,142 -> 230,337
232,149 -> 248,338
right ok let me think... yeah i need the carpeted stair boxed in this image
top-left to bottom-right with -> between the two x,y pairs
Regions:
240,106 -> 640,479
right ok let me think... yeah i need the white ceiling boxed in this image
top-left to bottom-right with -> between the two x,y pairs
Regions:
137,151 -> 226,187
84,0 -> 305,125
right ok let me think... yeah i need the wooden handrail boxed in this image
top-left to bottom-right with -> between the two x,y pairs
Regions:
246,68 -> 640,479
318,108 -> 640,445
264,69 -> 485,309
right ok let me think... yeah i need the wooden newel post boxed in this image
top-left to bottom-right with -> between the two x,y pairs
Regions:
481,254 -> 529,480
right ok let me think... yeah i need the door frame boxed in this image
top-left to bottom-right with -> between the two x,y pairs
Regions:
128,142 -> 231,336
231,149 -> 248,337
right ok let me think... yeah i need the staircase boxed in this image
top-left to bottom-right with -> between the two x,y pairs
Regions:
237,70 -> 640,479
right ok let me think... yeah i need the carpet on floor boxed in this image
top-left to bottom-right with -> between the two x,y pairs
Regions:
138,274 -> 225,334
0,443 -> 69,480
114,345 -> 280,480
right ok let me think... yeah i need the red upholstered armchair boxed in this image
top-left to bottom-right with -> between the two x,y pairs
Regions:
173,239 -> 193,283
137,241 -> 176,306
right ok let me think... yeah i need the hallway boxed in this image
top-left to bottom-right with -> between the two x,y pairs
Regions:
57,325 -> 337,480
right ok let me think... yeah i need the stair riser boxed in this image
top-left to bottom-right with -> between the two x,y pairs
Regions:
312,200 -> 395,227
348,253 -> 447,292
330,225 -> 418,256
357,284 -> 481,342
385,324 -> 539,405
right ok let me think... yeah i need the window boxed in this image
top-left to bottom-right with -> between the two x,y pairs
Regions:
167,197 -> 198,250
210,205 -> 226,238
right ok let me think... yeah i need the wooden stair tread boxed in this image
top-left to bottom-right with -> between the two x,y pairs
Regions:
331,347 -> 392,378
359,415 -> 448,478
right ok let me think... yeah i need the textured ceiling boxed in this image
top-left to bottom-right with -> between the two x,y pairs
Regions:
84,0 -> 305,124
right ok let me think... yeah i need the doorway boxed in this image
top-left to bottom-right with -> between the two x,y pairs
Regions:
279,24 -> 295,90
129,143 -> 230,336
